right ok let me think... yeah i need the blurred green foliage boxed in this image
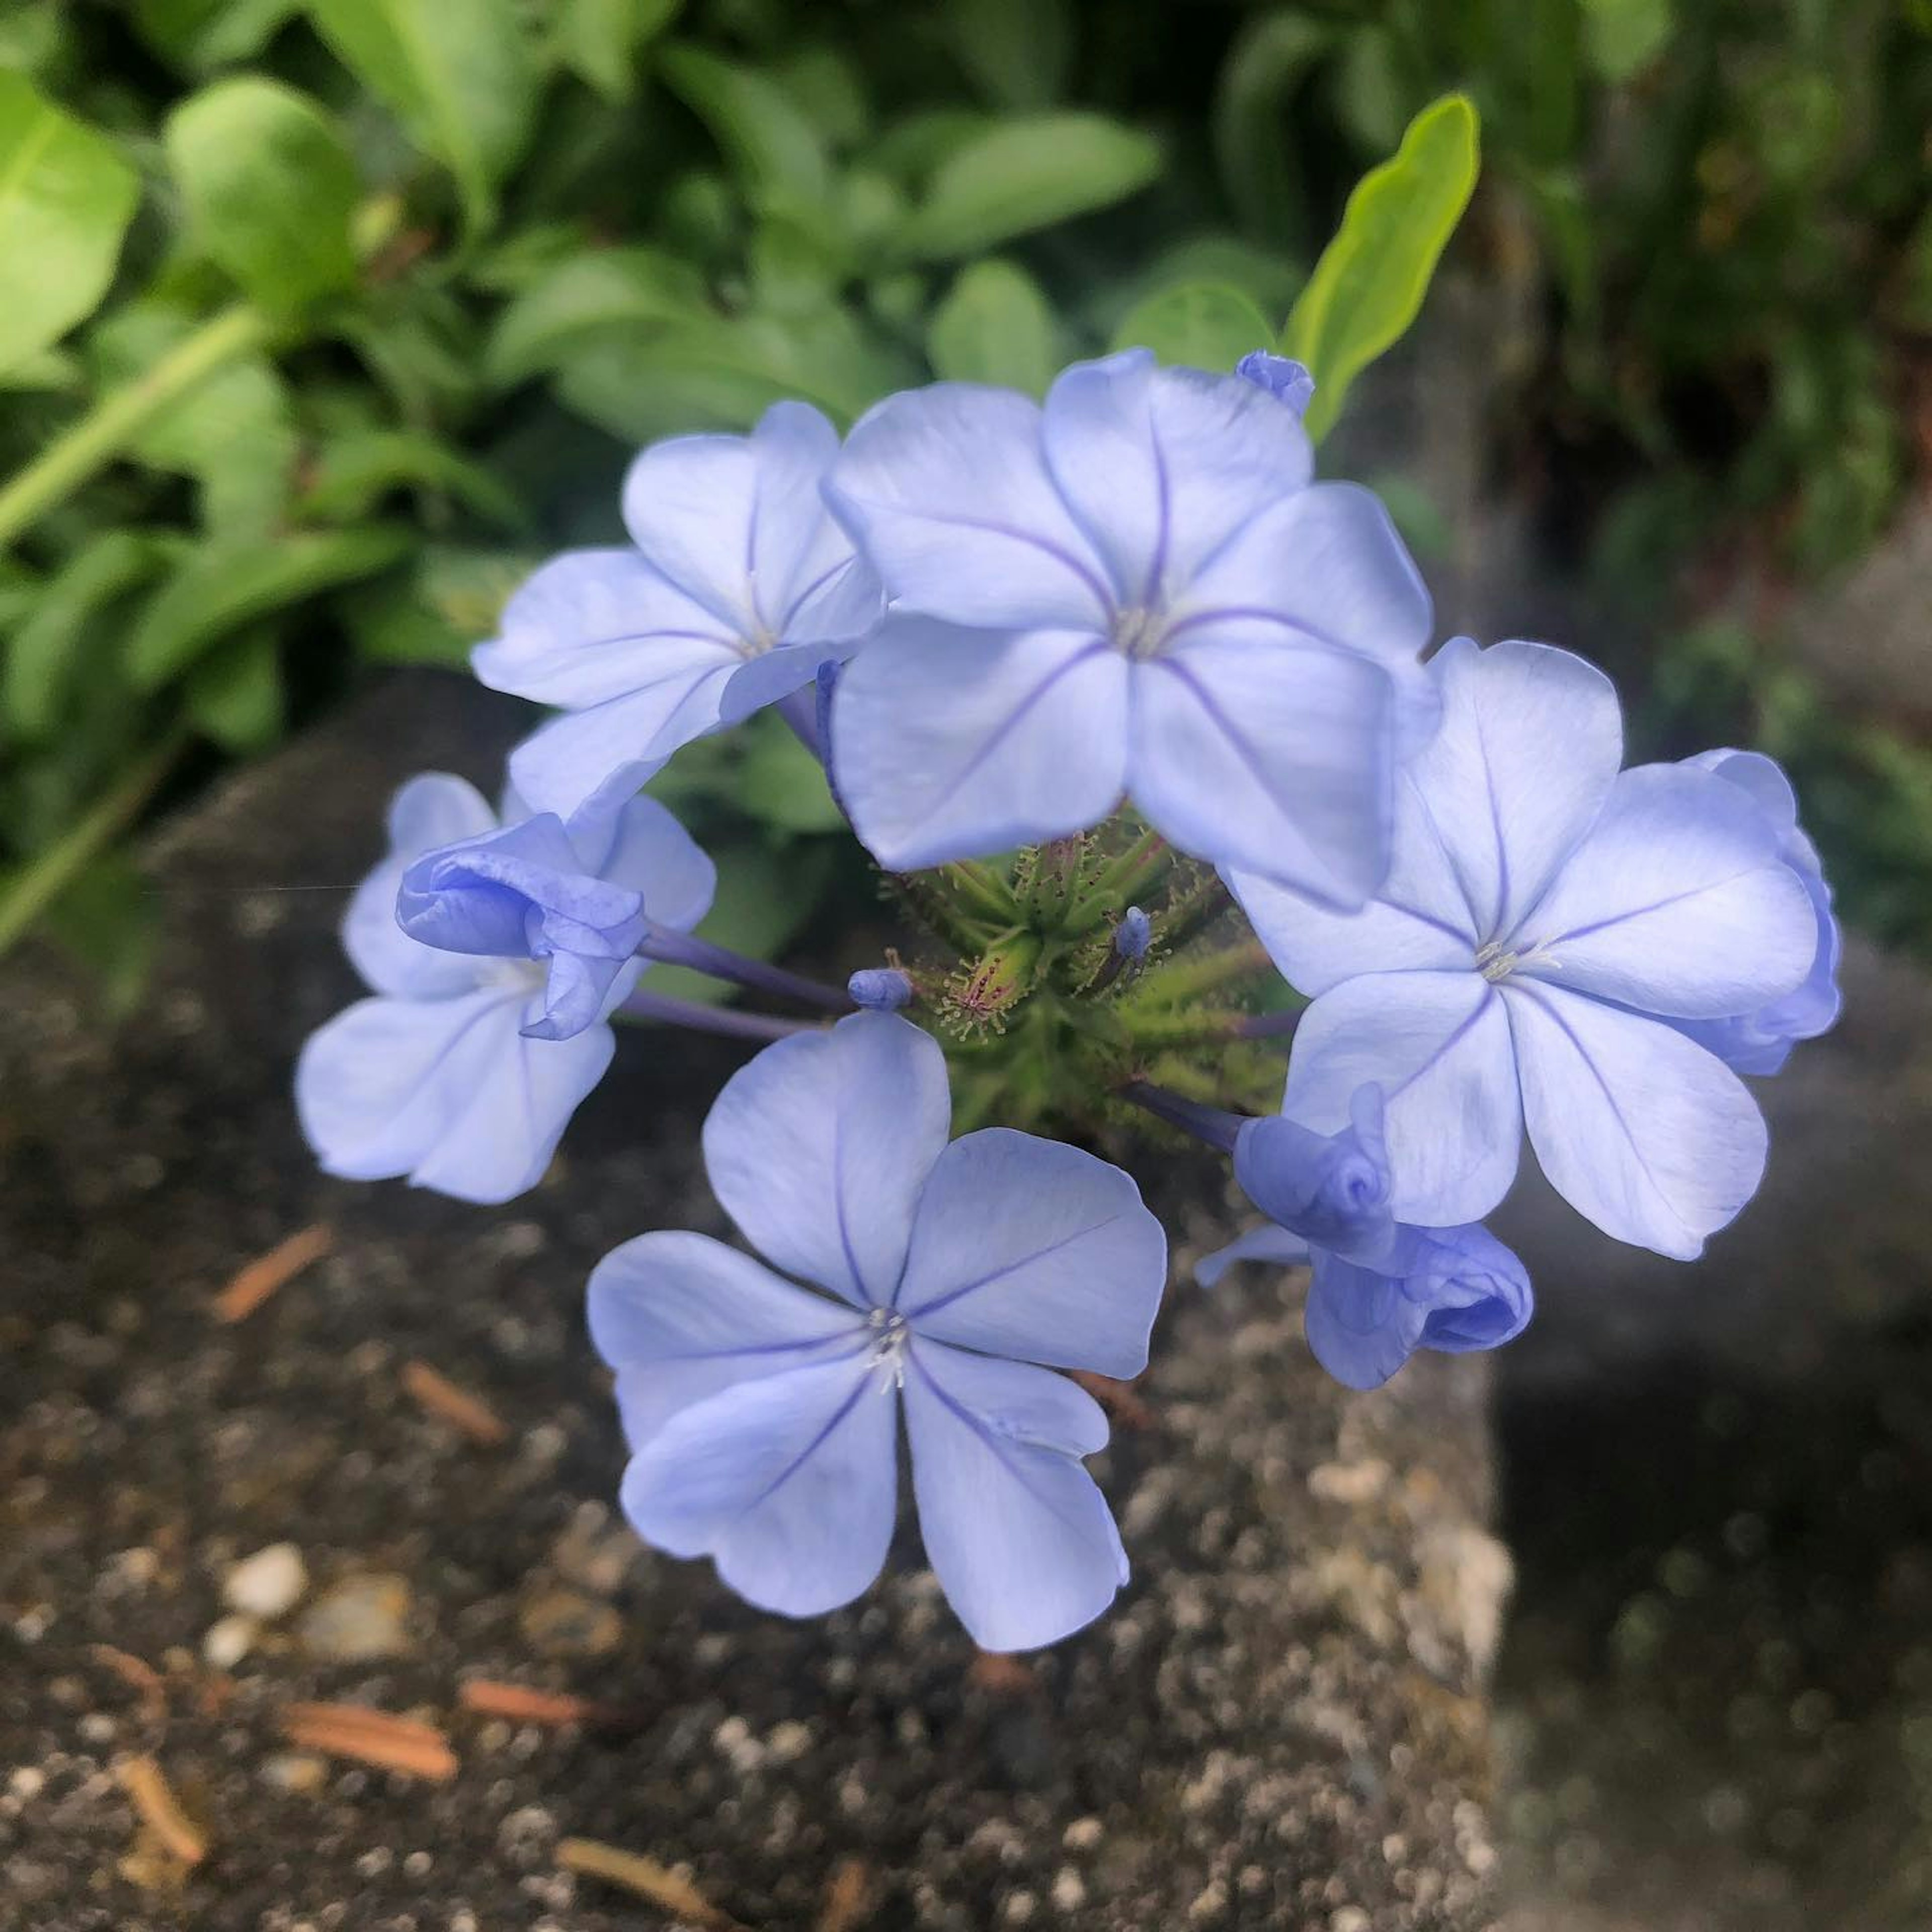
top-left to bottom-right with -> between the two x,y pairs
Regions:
0,0 -> 1928,999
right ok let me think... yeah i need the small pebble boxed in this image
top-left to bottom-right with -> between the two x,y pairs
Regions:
517,1588 -> 621,1658
1063,1817 -> 1103,1851
262,1753 -> 328,1794
1331,1909 -> 1371,1932
224,1543 -> 308,1620
203,1614 -> 258,1669
298,1573 -> 413,1660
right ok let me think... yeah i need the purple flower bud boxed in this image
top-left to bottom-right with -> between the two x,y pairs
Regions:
1114,906 -> 1152,962
1234,350 -> 1316,418
848,965 -> 914,1012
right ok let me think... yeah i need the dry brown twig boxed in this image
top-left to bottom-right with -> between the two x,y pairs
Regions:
211,1223 -> 335,1323
118,1755 -> 207,1866
280,1702 -> 457,1781
457,1680 -> 606,1726
91,1645 -> 169,1719
556,1838 -> 749,1930
818,1857 -> 876,1932
402,1360 -> 510,1445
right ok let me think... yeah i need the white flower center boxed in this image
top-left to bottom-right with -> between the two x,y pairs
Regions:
1112,605 -> 1168,660
1477,938 -> 1556,984
865,1308 -> 910,1390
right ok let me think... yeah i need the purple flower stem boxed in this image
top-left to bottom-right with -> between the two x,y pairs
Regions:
617,988 -> 823,1042
1119,1080 -> 1246,1155
635,928 -> 851,1011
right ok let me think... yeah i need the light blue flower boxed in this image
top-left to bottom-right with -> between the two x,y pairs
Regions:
588,1012 -> 1168,1650
824,349 -> 1436,902
473,401 -> 882,822
1227,638 -> 1823,1258
296,774 -> 713,1204
1673,749 -> 1841,1076
1199,1084 -> 1532,1390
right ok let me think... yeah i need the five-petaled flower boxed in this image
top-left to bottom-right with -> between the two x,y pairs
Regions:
474,401 -> 882,822
588,1011 -> 1168,1650
1199,1085 -> 1533,1389
296,773 -> 713,1204
825,348 -> 1436,900
1229,638 -> 1820,1259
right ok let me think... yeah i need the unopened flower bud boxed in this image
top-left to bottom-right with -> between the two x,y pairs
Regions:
848,966 -> 914,1012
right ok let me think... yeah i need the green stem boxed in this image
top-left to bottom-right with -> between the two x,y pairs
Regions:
0,728 -> 189,958
0,305 -> 271,553
1121,1005 -> 1252,1049
1071,827 -> 1168,924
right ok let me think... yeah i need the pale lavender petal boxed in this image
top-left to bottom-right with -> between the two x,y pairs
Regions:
1194,1222 -> 1312,1287
1231,1094 -> 1395,1264
832,618 -> 1129,871
718,638 -> 856,727
582,794 -> 716,934
343,774 -> 497,1001
1403,637 -> 1623,940
1284,970 -> 1522,1227
895,1129 -> 1167,1377
588,1230 -> 864,1447
1178,481 -> 1430,670
504,658 -> 740,821
295,988 -> 612,1204
701,1012 -> 952,1307
903,1340 -> 1126,1652
1040,351 -> 1314,607
470,548 -> 738,707
1505,980 -> 1767,1259
396,813 -> 614,957
826,383 -> 1113,630
1131,629 -> 1396,905
1513,764 -> 1817,1018
621,431 -> 761,633
618,1352 -> 896,1616
746,401 -> 881,640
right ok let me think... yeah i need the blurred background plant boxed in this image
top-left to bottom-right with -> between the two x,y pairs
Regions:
1,0 -> 1927,1008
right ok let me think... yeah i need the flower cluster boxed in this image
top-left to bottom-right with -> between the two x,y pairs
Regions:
298,347 -> 1839,1648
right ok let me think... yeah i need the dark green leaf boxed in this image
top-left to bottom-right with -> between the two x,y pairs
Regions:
553,0 -> 680,102
164,79 -> 360,315
184,626 -> 284,751
42,853 -> 156,1019
483,247 -> 709,385
941,0 -> 1072,110
132,0 -> 299,72
127,526 -> 410,688
633,841 -> 834,1006
305,0 -> 537,233
344,547 -> 537,667
892,113 -> 1162,262
3,533 -> 168,738
1283,94 -> 1480,443
1581,0 -> 1674,84
300,429 -> 526,527
734,715 -> 846,833
0,73 -> 140,376
1211,10 -> 1332,251
1111,282 -> 1273,371
657,44 -> 830,212
927,259 -> 1057,391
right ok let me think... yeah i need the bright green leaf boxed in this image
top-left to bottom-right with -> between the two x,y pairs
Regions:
1283,93 -> 1480,443
0,73 -> 139,377
164,79 -> 360,315
1581,0 -> 1674,84
554,0 -> 680,101
300,429 -> 525,527
657,44 -> 830,212
484,247 -> 709,385
127,526 -> 409,689
892,113 -> 1162,262
3,533 -> 167,738
184,626 -> 284,751
927,259 -> 1057,391
305,0 -> 536,233
1111,282 -> 1273,370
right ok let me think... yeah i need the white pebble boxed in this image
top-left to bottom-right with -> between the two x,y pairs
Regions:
224,1543 -> 309,1620
202,1615 -> 258,1669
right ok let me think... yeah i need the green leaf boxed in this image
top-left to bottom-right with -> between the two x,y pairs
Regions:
927,259 -> 1057,391
164,79 -> 360,316
0,74 -> 140,377
1581,0 -> 1673,84
553,0 -> 680,101
300,429 -> 526,527
183,626 -> 284,751
483,246 -> 709,384
1213,11 -> 1333,250
892,113 -> 1162,262
132,0 -> 299,72
941,0 -> 1072,109
127,526 -> 409,689
1111,282 -> 1273,370
344,547 -> 537,667
657,44 -> 830,213
1282,94 -> 1480,443
304,0 -> 536,233
89,302 -> 298,537
734,715 -> 846,834
2,533 -> 168,739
